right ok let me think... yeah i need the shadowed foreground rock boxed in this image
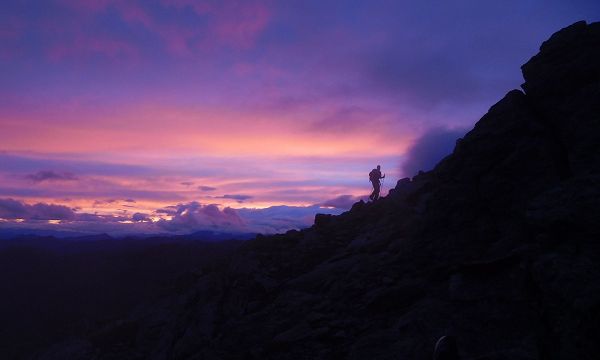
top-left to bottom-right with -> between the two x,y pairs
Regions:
39,21 -> 600,360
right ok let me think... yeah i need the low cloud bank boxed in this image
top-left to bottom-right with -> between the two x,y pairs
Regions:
401,127 -> 467,177
316,195 -> 364,209
156,202 -> 245,232
0,198 -> 346,237
0,198 -> 76,220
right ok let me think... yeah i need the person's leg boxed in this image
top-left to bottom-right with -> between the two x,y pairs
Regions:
373,182 -> 381,200
369,181 -> 377,200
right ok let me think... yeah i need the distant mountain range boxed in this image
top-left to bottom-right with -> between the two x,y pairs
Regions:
0,228 -> 256,242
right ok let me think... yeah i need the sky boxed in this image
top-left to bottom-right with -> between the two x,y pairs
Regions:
1,0 -> 599,236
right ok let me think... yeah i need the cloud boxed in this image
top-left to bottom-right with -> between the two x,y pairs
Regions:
198,185 -> 217,191
25,170 -> 78,183
236,205 -> 343,233
307,105 -> 386,133
180,181 -> 194,186
363,46 -> 484,108
73,212 -> 126,223
157,202 -> 245,232
0,153 -> 156,177
0,198 -> 347,236
162,0 -> 271,49
219,194 -> 253,202
93,199 -> 118,206
316,195 -> 363,209
401,127 -> 467,177
154,202 -> 344,235
0,198 -> 76,220
132,212 -> 150,222
155,206 -> 178,216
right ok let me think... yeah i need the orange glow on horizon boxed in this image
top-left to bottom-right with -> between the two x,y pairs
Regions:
0,105 -> 412,157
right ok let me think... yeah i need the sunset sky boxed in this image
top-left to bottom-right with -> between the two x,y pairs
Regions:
1,0 -> 598,236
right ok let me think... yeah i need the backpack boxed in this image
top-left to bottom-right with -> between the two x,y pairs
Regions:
369,169 -> 379,182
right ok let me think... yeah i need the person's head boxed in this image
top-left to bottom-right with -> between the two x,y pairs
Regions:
377,165 -> 381,170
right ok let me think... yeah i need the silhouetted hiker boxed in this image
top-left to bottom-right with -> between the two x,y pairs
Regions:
368,165 -> 385,201
433,335 -> 460,360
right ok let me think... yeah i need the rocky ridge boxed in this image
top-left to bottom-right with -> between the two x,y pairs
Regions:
40,21 -> 600,360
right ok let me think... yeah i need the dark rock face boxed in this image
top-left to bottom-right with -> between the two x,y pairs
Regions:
39,22 -> 600,360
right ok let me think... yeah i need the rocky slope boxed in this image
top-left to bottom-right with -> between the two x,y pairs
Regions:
39,21 -> 600,360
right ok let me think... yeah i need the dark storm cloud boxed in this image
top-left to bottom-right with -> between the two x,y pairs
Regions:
401,127 -> 467,177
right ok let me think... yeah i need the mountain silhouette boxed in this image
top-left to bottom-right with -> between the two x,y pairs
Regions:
13,21 -> 600,359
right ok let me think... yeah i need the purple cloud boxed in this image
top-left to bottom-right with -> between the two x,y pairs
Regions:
157,202 -> 245,232
132,212 -> 150,222
25,170 -> 78,183
0,198 -> 346,236
155,206 -> 178,216
219,194 -> 253,203
307,106 -> 378,133
401,127 -> 467,177
198,185 -> 217,192
0,153 -> 157,177
0,198 -> 75,220
236,205 -> 343,233
93,199 -> 118,206
316,195 -> 363,209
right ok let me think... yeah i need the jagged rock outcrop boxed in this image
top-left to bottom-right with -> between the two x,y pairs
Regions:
39,21 -> 600,360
